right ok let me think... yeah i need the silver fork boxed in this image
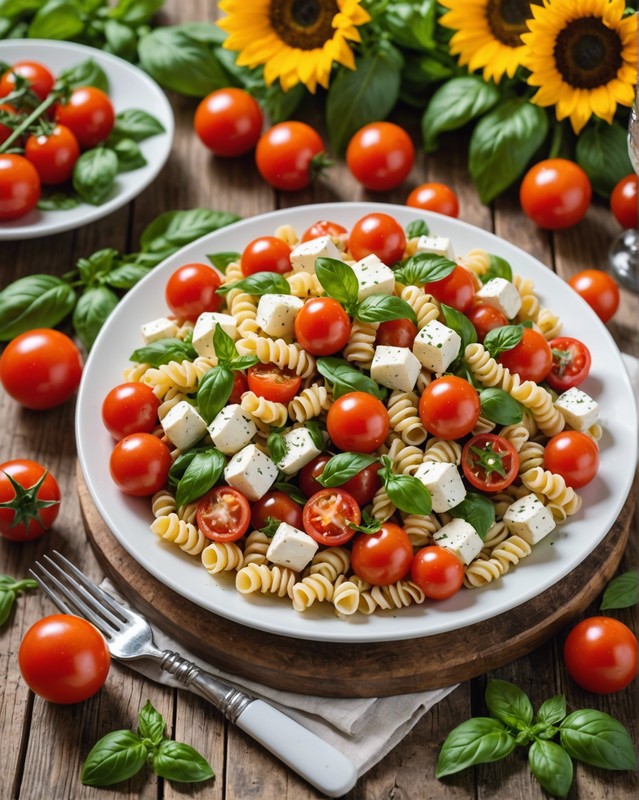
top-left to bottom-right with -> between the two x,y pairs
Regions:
31,551 -> 357,798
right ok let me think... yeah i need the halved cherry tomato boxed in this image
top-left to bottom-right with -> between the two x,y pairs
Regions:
101,382 -> 160,440
294,296 -> 351,356
410,546 -> 464,600
375,318 -> 418,348
165,263 -> 222,320
564,616 -> 637,694
466,303 -> 508,342
251,491 -> 303,532
255,121 -> 325,191
546,336 -> 592,392
55,86 -> 115,149
424,265 -> 475,313
0,61 -> 55,101
346,121 -> 415,192
610,174 -> 638,229
461,434 -> 519,492
0,459 -> 60,542
348,212 -> 406,265
247,363 -> 301,403
298,454 -> 381,506
327,392 -> 390,453
228,370 -> 248,404
351,523 -> 413,586
197,486 -> 251,542
109,433 -> 172,497
418,376 -> 480,440
301,220 -> 347,243
406,182 -> 459,217
543,431 -> 599,489
241,236 -> 291,276
568,270 -> 620,324
194,87 -> 263,157
302,488 -> 360,546
24,124 -> 80,185
498,327 -> 552,383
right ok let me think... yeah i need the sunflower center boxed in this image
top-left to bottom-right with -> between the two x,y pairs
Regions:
554,17 -> 622,89
486,0 -> 541,48
270,0 -> 338,50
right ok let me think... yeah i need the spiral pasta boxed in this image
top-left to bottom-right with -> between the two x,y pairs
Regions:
286,271 -> 324,298
151,514 -> 207,556
332,577 -> 360,616
288,383 -> 332,423
463,535 -> 532,588
460,248 -> 490,278
401,512 -> 441,547
202,542 -> 244,574
498,423 -> 530,453
423,437 -> 462,465
358,580 -> 425,614
273,223 -> 299,245
519,467 -> 581,522
142,358 -> 211,398
236,335 -> 315,378
292,573 -> 335,611
387,390 -> 428,445
235,563 -> 297,598
513,274 -> 540,322
343,320 -> 377,369
151,490 -> 176,518
243,530 -> 270,565
400,285 -> 440,329
536,307 -> 562,340
240,391 -> 288,428
307,547 -> 350,581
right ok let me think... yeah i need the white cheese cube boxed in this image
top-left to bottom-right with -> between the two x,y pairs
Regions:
192,312 -> 237,358
266,522 -> 319,572
161,401 -> 207,451
555,387 -> 599,432
415,235 -> 455,260
256,293 -> 303,338
414,461 -> 466,513
433,518 -> 483,566
412,319 -> 461,373
223,444 -> 277,501
503,493 -> 556,544
207,404 -> 256,455
370,346 -> 421,392
351,254 -> 396,298
141,317 -> 178,344
290,235 -> 341,274
475,277 -> 522,320
276,428 -> 321,476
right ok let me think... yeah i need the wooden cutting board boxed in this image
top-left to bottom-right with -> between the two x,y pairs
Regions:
78,466 -> 634,698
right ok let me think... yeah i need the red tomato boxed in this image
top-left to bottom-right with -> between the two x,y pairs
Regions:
24,124 -> 80,185
196,486 -> 251,542
55,86 -> 115,148
410,546 -> 464,600
251,491 -> 303,532
461,434 -> 519,492
0,103 -> 18,145
246,363 -> 301,403
564,616 -> 637,694
294,297 -> 351,356
543,431 -> 599,489
610,174 -> 638,229
424,265 -> 476,313
0,153 -> 40,220
301,220 -> 347,243
520,158 -> 591,230
327,392 -> 390,453
0,328 -> 82,410
346,121 -> 414,191
351,523 -> 413,586
101,382 -> 160,440
228,370 -> 248,404
194,87 -> 263,157
19,615 -> 110,704
546,336 -> 592,392
302,488 -> 360,546
348,212 -> 406,265
0,459 -> 60,542
165,263 -> 222,320
568,270 -> 620,324
406,182 -> 459,217
466,303 -> 508,342
109,433 -> 172,496
375,318 -> 417,348
0,61 -> 55,101
255,121 -> 325,191
498,327 -> 552,383
298,454 -> 381,506
240,236 -> 291,276
418,376 -> 480,440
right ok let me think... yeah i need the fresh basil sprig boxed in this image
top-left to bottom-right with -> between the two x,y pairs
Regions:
449,492 -> 495,540
172,448 -> 226,508
479,387 -> 523,425
207,251 -> 241,274
483,324 -> 524,359
0,574 -> 39,627
0,275 -> 76,341
480,254 -> 513,284
316,452 -> 379,488
304,419 -> 325,451
217,272 -> 291,296
406,219 -> 429,238
600,570 -> 639,610
196,366 -> 234,424
212,325 -> 259,371
378,456 -> 432,516
316,357 -> 387,401
393,252 -> 456,286
267,431 -> 288,464
130,337 -> 197,367
273,480 -> 307,506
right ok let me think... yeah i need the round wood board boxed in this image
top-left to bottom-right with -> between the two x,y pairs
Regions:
78,466 -> 634,698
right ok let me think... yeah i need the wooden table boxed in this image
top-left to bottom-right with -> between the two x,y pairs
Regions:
1,2 -> 637,798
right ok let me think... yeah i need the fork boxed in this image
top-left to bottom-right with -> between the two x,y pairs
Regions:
31,551 -> 357,798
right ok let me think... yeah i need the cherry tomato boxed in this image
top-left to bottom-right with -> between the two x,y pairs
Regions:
109,432 -> 172,497
302,488 -> 360,546
543,431 -> 599,489
610,174 -> 638,229
196,486 -> 251,542
348,212 -> 406,265
294,297 -> 351,356
406,182 -> 459,217
498,327 -> 552,383
165,263 -> 222,320
568,269 -> 620,323
520,158 -> 592,230
0,153 -> 40,220
0,103 -> 18,145
0,61 -> 55,101
346,121 -> 415,191
564,616 -> 637,694
255,121 -> 325,191
466,303 -> 508,342
19,615 -> 111,704
424,265 -> 476,313
461,434 -> 519,493
327,392 -> 390,453
298,454 -> 381,506
0,459 -> 60,542
418,376 -> 480,440
240,236 -> 291,276
301,220 -> 347,243
228,370 -> 248,404
251,490 -> 303,532
101,382 -> 160,440
194,87 -> 263,157
0,328 -> 82,410
246,363 -> 301,403
375,318 -> 418,348
24,124 -> 80,185
351,523 -> 413,586
55,86 -> 115,149
546,336 -> 592,392
410,546 -> 464,600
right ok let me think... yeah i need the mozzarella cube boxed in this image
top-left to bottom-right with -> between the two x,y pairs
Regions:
276,428 -> 322,475
555,387 -> 599,432
414,461 -> 466,513
290,235 -> 342,274
370,346 -> 421,392
475,277 -> 522,320
161,401 -> 207,451
433,518 -> 483,566
192,312 -> 237,358
223,444 -> 277,501
412,319 -> 461,373
415,235 -> 455,260
207,404 -> 256,455
266,522 -> 319,572
503,494 -> 556,544
141,317 -> 178,344
351,254 -> 396,298
256,293 -> 303,338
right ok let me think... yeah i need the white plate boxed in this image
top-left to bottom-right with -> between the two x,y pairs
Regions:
0,40 -> 174,240
76,202 -> 638,643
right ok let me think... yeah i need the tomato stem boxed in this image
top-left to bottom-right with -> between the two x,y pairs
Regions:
0,90 -> 61,154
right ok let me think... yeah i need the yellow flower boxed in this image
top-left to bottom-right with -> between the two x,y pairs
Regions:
218,0 -> 371,93
522,0 -> 637,134
439,0 -> 542,83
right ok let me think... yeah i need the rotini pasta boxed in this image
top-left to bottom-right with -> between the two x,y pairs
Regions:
151,514 -> 207,556
202,542 -> 244,574
236,335 -> 315,378
387,390 -> 428,445
343,320 -> 377,369
288,383 -> 332,422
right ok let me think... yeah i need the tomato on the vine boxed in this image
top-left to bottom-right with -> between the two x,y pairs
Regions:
497,327 -> 552,383
610,174 -> 638,229
346,121 -> 414,191
406,182 -> 459,217
418,376 -> 480,440
568,270 -> 620,323
298,454 -> 381,506
251,491 -> 303,532
546,336 -> 591,392
294,296 -> 351,356
375,318 -> 417,348
109,432 -> 172,496
55,86 -> 115,148
461,434 -> 519,492
0,103 -> 17,145
0,61 -> 55,101
543,431 -> 599,489
348,212 -> 406,265
25,124 -> 80,185
327,392 -> 390,453
197,486 -> 251,542
466,303 -> 508,342
302,488 -> 360,546
301,219 -> 347,243
0,459 -> 60,542
410,546 -> 464,600
351,523 -> 413,586
423,265 -> 475,313
564,616 -> 637,694
165,263 -> 222,319
247,363 -> 301,403
255,121 -> 325,191
0,153 -> 40,220
241,236 -> 291,276
101,382 -> 160,440
194,87 -> 263,157
520,158 -> 591,230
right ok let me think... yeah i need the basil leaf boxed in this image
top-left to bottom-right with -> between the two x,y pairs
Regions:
479,387 -> 523,425
73,147 -> 118,205
108,0 -> 164,25
28,1 -> 84,40
528,739 -> 573,798
105,262 -> 150,290
441,303 -> 477,352
273,481 -> 307,505
110,108 -> 165,143
207,251 -> 240,274
196,365 -> 234,424
305,419 -> 325,451
267,431 -> 288,464
137,700 -> 165,746
112,137 -> 146,173
58,58 -> 109,92
481,254 -> 512,284
104,18 -> 137,61
217,272 -> 291,297
81,730 -> 148,787
485,679 -> 533,729
316,357 -> 386,401
175,449 -> 225,508
405,219 -> 429,238
130,338 -> 197,367
536,695 -> 567,726
576,120 -> 633,198
36,191 -> 80,211
394,252 -> 456,286
168,446 -> 213,488
380,0 -> 436,50
379,459 -> 432,516
213,325 -> 237,364
600,570 -> 639,610
450,492 -> 495,541
436,717 -> 516,778
356,294 -> 418,326
317,453 -> 378,488
483,324 -> 524,359
139,209 -> 240,256
76,249 -> 119,284
228,354 -> 258,370
73,286 -> 119,350
314,257 -> 359,307
151,739 -> 214,783
0,274 -> 76,340
560,710 -> 638,771
0,588 -> 16,627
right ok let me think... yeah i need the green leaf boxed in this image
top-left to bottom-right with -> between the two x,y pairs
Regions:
175,449 -> 225,507
560,710 -> 638,770
112,137 -> 146,172
139,209 -> 240,255
576,120 -> 633,198
105,262 -> 150,290
58,58 -> 109,92
479,387 -> 523,425
212,325 -> 237,364
273,480 -> 307,505
130,338 -> 197,367
314,257 -> 359,307
450,492 -> 495,541
0,589 -> 17,627
104,18 -> 137,61
316,357 -> 386,402
536,695 -> 567,726
110,108 -> 165,143
151,739 -> 214,783
394,252 -> 456,286
260,80 -> 306,124
168,446 -> 212,488
138,700 -> 165,746
207,251 -> 240,274
379,457 -> 432,515
73,286 -> 119,350
528,739 -> 573,798
600,570 -> 639,610
81,730 -> 148,787
356,294 -> 418,326
316,452 -> 378,488
216,271 -> 290,297
483,324 -> 524,359
380,0 -> 436,50
0,274 -> 76,340
485,679 -> 533,729
481,254 -> 512,284
304,418 -> 324,451
36,191 -> 80,211
406,219 -> 429,239
28,0 -> 84,40
73,147 -> 119,205
196,365 -> 234,424
267,431 -> 288,464
441,303 -> 477,352
109,0 -> 164,25
0,1 -> 45,21
436,717 -> 516,778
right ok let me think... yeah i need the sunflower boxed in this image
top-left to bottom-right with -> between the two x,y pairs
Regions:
522,0 -> 637,134
439,0 -> 543,83
217,0 -> 371,94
